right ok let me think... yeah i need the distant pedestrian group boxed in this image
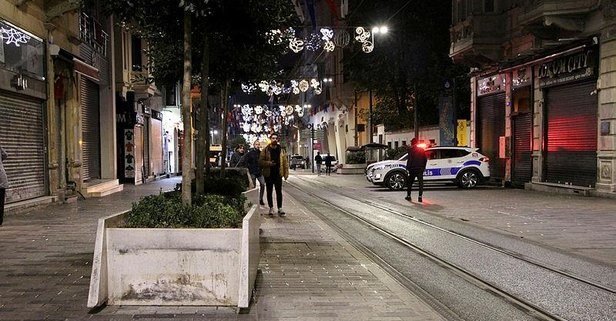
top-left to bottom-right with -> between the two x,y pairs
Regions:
314,152 -> 335,176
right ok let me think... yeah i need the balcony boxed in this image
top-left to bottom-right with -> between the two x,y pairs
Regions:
519,0 -> 600,40
449,14 -> 505,67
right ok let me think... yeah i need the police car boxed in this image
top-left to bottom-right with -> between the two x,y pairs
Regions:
366,146 -> 490,190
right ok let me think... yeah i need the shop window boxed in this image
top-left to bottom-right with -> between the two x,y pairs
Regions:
0,20 -> 44,78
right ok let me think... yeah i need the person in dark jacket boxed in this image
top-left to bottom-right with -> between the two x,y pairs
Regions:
314,152 -> 322,175
405,138 -> 428,202
238,140 -> 265,205
230,145 -> 245,167
324,152 -> 333,176
259,133 -> 289,216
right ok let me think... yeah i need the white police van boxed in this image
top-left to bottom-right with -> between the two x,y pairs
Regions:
366,146 -> 490,190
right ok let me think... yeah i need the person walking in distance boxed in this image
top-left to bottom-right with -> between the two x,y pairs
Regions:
238,140 -> 266,206
0,145 -> 8,225
324,152 -> 333,176
314,152 -> 322,176
259,133 -> 289,216
405,138 -> 428,202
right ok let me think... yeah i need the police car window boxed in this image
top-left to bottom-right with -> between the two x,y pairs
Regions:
426,150 -> 440,159
440,149 -> 466,158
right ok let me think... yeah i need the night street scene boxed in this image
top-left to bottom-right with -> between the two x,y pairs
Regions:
0,0 -> 615,320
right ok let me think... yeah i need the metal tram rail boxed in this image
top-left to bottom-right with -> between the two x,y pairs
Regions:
288,176 -> 614,321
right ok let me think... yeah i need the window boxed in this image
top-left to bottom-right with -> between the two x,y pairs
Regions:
165,86 -> 177,106
131,36 -> 142,71
440,149 -> 469,158
394,141 -> 399,149
0,20 -> 44,78
426,150 -> 440,160
402,140 -> 407,146
387,142 -> 392,149
484,0 -> 495,13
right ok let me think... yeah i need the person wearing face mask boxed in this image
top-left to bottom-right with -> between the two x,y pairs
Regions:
259,133 -> 289,216
238,140 -> 266,206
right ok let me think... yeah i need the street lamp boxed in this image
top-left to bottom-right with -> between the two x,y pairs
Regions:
210,129 -> 218,144
367,25 -> 388,144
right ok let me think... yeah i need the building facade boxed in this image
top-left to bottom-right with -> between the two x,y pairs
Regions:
1,0 -> 123,208
450,0 -> 616,194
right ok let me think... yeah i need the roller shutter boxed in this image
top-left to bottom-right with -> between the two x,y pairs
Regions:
0,91 -> 46,203
150,118 -> 163,176
477,93 -> 506,179
80,78 -> 101,181
545,81 -> 597,187
143,118 -> 150,178
512,112 -> 532,186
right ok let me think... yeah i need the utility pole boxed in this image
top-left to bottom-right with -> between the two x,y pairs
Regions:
413,84 -> 419,139
354,90 -> 358,146
369,89 -> 373,143
310,124 -> 315,173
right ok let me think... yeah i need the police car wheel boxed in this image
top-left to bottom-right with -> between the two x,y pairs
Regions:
386,172 -> 406,191
458,169 -> 479,189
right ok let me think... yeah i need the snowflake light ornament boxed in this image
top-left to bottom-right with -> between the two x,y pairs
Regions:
258,80 -> 269,92
294,105 -> 302,113
289,38 -> 304,53
320,28 -> 334,41
285,105 -> 294,115
314,87 -> 323,95
254,105 -> 263,115
324,41 -> 335,52
310,79 -> 320,89
0,27 -> 31,47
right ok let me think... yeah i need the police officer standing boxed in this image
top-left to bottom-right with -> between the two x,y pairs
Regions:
405,138 -> 427,202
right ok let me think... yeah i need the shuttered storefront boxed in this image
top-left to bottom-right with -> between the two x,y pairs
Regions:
143,118 -> 150,178
150,118 -> 163,176
545,81 -> 597,187
512,112 -> 532,185
0,91 -> 46,203
477,93 -> 506,179
80,78 -> 101,181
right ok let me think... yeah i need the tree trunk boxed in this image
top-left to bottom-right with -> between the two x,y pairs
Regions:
220,79 -> 229,178
181,12 -> 193,205
196,34 -> 210,195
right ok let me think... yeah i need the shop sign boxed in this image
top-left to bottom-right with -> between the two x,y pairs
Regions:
124,129 -> 135,178
536,49 -> 597,87
512,67 -> 531,88
151,109 -> 163,121
135,113 -> 145,125
477,74 -> 505,96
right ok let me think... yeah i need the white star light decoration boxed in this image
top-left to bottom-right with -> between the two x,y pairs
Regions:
1,26 -> 31,47
237,104 -> 310,136
283,26 -> 375,54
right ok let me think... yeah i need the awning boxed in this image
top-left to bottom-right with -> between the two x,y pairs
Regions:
361,143 -> 388,149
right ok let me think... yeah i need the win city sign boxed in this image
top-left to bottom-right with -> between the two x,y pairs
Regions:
536,48 -> 597,88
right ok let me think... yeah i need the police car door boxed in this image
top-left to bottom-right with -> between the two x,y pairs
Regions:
424,149 -> 441,179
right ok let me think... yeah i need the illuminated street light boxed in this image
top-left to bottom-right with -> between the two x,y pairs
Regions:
372,25 -> 388,35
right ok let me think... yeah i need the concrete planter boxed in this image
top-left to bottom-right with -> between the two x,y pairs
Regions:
87,205 -> 260,308
338,163 -> 367,175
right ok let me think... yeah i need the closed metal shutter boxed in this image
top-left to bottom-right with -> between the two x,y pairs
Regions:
80,78 -> 101,181
150,118 -> 163,176
477,93 -> 506,179
0,91 -> 46,203
143,118 -> 150,178
545,81 -> 597,187
512,112 -> 532,185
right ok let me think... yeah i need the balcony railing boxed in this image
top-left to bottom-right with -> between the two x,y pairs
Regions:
79,12 -> 109,57
449,14 -> 505,64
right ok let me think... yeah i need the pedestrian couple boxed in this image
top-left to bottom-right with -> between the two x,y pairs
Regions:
314,152 -> 334,176
239,133 -> 289,217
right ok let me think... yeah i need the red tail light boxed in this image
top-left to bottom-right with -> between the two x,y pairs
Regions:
480,156 -> 490,162
417,143 -> 427,149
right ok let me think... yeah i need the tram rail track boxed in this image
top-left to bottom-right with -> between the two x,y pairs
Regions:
288,176 -> 615,321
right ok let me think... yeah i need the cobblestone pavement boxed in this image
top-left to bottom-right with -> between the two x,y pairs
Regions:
0,176 -> 445,320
